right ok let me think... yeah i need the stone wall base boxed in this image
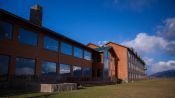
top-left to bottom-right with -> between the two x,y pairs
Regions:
28,83 -> 77,92
0,82 -> 77,93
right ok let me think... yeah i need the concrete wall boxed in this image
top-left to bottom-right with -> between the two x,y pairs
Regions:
39,83 -> 77,92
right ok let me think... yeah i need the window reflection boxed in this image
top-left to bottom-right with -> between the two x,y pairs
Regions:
16,58 -> 35,75
73,66 -> 81,77
0,55 -> 9,80
82,67 -> 91,76
43,36 -> 58,52
0,20 -> 12,40
84,50 -> 91,60
74,47 -> 82,58
103,49 -> 109,78
18,28 -> 38,46
60,64 -> 71,75
42,61 -> 56,76
61,42 -> 72,55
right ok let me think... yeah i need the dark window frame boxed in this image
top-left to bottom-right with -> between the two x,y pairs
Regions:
60,41 -> 73,56
74,46 -> 83,59
0,20 -> 13,40
18,27 -> 38,47
73,65 -> 82,77
59,63 -> 71,75
15,57 -> 36,76
0,54 -> 10,81
43,34 -> 59,52
41,60 -> 57,75
84,50 -> 91,60
82,67 -> 92,77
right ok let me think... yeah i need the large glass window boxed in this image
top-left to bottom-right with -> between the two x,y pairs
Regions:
74,47 -> 82,58
18,28 -> 38,46
0,55 -> 9,80
103,49 -> 109,78
0,20 -> 12,40
73,66 -> 81,77
16,58 -> 35,75
41,61 -> 56,75
61,42 -> 72,55
128,62 -> 131,69
84,50 -> 91,60
60,64 -> 71,75
131,73 -> 133,79
82,67 -> 91,76
43,36 -> 58,52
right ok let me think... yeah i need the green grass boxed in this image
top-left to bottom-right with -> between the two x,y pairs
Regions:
1,78 -> 175,98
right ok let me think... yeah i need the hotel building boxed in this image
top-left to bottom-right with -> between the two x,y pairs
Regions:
0,5 -> 146,83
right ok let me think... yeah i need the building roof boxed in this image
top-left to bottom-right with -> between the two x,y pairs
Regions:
94,46 -> 118,59
87,43 -> 100,48
0,9 -> 98,53
106,41 -> 128,49
95,46 -> 112,52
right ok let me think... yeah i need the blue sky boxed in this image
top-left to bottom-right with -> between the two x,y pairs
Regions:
0,0 -> 175,75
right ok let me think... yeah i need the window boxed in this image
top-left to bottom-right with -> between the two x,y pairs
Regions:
43,36 -> 58,52
60,64 -> 71,75
128,51 -> 130,58
16,58 -> 35,75
131,64 -> 133,70
73,66 -> 81,77
0,55 -> 9,80
42,61 -> 56,75
103,49 -> 109,78
18,28 -> 38,46
61,42 -> 72,55
84,50 -> 91,60
82,67 -> 91,76
74,47 -> 82,58
128,72 -> 130,79
128,62 -> 131,69
0,20 -> 12,40
131,73 -> 133,79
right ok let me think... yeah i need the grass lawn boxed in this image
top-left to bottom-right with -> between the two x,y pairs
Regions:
0,78 -> 175,98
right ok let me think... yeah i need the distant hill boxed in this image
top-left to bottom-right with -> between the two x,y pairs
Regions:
150,70 -> 175,78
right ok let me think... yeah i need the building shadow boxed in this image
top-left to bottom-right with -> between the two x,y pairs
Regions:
28,93 -> 57,98
0,89 -> 38,97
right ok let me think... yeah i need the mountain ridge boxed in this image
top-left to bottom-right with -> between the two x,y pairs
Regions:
150,70 -> 175,78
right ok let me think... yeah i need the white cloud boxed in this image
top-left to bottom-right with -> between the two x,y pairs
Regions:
150,60 -> 175,74
121,17 -> 175,75
157,17 -> 175,40
122,17 -> 175,55
166,41 -> 175,54
96,40 -> 109,46
122,32 -> 175,55
122,33 -> 169,53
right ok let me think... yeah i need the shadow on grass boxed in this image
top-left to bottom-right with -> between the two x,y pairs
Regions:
77,86 -> 86,90
0,87 -> 85,98
0,89 -> 38,97
28,93 -> 57,98
82,83 -> 117,87
0,89 -> 58,98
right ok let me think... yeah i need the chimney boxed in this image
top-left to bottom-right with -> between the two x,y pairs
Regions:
30,5 -> 42,26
